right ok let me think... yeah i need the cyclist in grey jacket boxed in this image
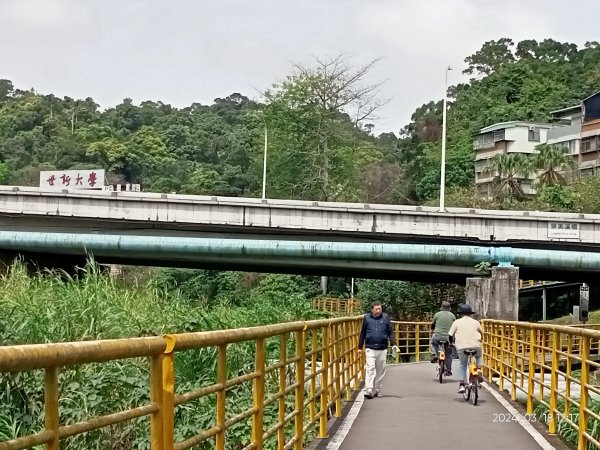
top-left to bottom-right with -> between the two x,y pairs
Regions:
358,302 -> 394,398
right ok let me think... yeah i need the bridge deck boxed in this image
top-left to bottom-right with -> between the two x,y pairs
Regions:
318,363 -> 569,450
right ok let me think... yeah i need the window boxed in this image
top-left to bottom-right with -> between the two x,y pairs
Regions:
475,159 -> 490,173
493,130 -> 505,141
528,127 -> 541,142
581,138 -> 594,153
474,132 -> 494,149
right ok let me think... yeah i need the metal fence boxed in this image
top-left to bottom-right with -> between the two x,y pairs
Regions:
390,321 -> 432,363
312,298 -> 361,315
0,316 -> 364,450
483,320 -> 600,450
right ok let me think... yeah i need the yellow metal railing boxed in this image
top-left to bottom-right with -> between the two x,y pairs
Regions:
312,298 -> 361,315
518,280 -> 564,289
483,320 -> 600,450
390,321 -> 432,363
0,316 -> 364,450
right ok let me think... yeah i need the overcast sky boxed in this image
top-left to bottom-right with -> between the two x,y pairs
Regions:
1,0 -> 599,135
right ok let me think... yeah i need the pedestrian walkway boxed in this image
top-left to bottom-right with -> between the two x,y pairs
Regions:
318,363 -> 570,450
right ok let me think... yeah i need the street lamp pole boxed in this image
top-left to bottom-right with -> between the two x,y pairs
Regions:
262,125 -> 268,200
439,66 -> 452,212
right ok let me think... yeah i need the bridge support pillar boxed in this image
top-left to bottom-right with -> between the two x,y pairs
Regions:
466,266 -> 519,320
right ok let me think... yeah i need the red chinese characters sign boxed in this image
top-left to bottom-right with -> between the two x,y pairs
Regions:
40,170 -> 105,190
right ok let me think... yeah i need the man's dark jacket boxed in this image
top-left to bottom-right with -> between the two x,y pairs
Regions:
358,312 -> 394,350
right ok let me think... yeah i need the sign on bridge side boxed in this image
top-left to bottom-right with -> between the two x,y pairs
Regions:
547,221 -> 580,239
40,170 -> 105,190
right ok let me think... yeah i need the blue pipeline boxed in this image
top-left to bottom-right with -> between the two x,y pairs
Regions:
0,231 -> 597,270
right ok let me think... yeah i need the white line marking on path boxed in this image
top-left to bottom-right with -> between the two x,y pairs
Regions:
481,383 -> 556,450
325,392 -> 365,449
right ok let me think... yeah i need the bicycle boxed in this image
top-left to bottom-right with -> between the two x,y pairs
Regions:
462,349 -> 481,405
435,339 -> 451,383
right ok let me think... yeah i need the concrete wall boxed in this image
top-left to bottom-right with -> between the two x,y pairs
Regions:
506,126 -> 550,154
466,266 -> 519,321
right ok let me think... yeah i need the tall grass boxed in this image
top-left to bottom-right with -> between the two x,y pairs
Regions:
0,262 -> 327,449
533,398 -> 600,450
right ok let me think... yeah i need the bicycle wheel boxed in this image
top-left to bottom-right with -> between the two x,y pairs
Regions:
471,378 -> 478,405
438,362 -> 444,383
463,385 -> 470,401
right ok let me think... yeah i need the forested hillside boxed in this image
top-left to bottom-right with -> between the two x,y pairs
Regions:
1,38 -> 600,208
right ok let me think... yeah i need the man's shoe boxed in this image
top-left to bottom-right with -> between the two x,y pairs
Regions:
374,391 -> 383,398
457,384 -> 466,394
364,390 -> 373,399
430,356 -> 438,364
445,370 -> 452,376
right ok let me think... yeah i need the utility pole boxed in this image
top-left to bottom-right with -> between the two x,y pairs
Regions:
439,66 -> 452,212
262,125 -> 268,200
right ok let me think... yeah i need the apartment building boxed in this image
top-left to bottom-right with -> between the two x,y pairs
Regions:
474,89 -> 600,195
579,90 -> 600,175
474,121 -> 553,196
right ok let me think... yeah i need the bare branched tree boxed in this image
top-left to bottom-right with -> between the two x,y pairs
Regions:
264,55 -> 389,200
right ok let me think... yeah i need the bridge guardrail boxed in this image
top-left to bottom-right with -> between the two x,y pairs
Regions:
518,280 -> 569,289
0,316 -> 364,450
312,298 -> 361,315
390,321 -> 433,363
483,320 -> 600,449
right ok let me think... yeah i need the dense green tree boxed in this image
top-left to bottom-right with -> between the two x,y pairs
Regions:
0,39 -> 599,209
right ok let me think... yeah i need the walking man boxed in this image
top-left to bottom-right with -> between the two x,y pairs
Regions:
430,301 -> 456,375
358,302 -> 394,399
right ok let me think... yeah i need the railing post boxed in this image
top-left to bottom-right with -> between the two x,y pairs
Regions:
319,326 -> 330,438
548,331 -> 560,435
539,331 -> 546,401
484,322 -> 490,379
499,324 -> 505,391
162,335 -> 176,450
360,320 -> 366,383
45,366 -> 60,450
527,328 -> 536,415
394,322 -> 400,364
310,331 -> 317,423
577,336 -> 590,450
352,320 -> 359,391
278,334 -> 287,450
343,322 -> 351,401
252,338 -> 266,449
511,325 -> 518,401
150,352 -> 164,450
493,323 -> 499,380
216,344 -> 227,450
333,324 -> 342,417
295,329 -> 306,450
565,334 -> 573,418
415,325 -> 420,362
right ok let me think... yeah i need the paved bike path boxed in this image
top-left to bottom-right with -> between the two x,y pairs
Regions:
327,363 -> 570,450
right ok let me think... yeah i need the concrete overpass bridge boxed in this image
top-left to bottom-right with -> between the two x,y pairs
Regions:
1,186 -> 600,284
0,186 -> 598,250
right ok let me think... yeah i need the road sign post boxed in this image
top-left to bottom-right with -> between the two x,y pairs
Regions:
580,284 -> 589,323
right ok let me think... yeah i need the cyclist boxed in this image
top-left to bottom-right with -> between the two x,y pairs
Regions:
448,303 -> 483,394
429,301 -> 455,375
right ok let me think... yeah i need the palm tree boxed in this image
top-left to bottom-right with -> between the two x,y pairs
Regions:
533,143 -> 576,186
486,153 -> 534,198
